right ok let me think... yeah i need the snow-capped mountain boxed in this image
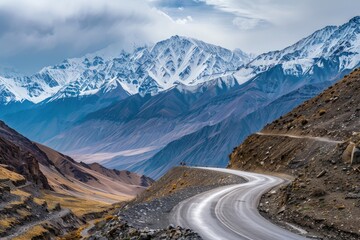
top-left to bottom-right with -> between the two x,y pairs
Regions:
0,36 -> 252,105
236,16 -> 360,82
1,17 -> 360,179
1,17 -> 359,106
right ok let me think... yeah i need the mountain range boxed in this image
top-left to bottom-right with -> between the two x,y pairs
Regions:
1,16 -> 360,178
0,36 -> 251,105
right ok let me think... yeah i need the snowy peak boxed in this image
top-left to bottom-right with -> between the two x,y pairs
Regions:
1,16 -> 360,106
143,35 -> 250,90
322,17 -> 360,57
284,26 -> 337,59
243,16 -> 360,79
166,35 -> 251,63
349,16 -> 360,24
0,36 -> 252,104
0,76 -> 21,104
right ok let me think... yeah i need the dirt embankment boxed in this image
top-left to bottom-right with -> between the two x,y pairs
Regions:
229,69 -> 360,240
81,166 -> 244,238
136,166 -> 244,203
121,166 -> 245,229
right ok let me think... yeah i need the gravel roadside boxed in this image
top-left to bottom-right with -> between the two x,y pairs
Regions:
85,167 -> 245,239
119,167 -> 245,229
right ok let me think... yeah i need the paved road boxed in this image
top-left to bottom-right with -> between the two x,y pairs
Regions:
170,167 -> 308,240
256,132 -> 344,144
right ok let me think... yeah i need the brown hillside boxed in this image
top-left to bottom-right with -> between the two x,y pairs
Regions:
229,69 -> 360,240
0,120 -> 153,239
85,162 -> 153,187
36,143 -> 151,204
0,121 -> 52,189
264,68 -> 360,141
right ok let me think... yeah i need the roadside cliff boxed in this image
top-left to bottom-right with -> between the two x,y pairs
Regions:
229,69 -> 360,240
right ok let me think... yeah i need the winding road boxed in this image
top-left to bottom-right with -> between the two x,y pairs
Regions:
256,132 -> 344,144
170,167 -> 308,240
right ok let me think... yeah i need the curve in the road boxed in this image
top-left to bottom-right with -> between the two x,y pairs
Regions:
170,167 -> 308,240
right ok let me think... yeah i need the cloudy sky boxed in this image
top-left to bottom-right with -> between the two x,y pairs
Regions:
0,0 -> 359,73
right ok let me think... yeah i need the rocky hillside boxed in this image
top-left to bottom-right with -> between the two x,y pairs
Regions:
37,143 -> 153,204
0,180 -> 82,239
0,121 -> 53,189
229,69 -> 360,240
84,162 -> 153,187
0,120 -> 153,239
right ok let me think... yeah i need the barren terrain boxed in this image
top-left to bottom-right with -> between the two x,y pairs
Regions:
229,69 -> 360,240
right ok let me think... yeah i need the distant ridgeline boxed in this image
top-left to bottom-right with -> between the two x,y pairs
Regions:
0,17 -> 359,179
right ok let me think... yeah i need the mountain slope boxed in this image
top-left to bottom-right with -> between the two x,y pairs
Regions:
240,16 -> 360,82
0,36 -> 251,144
37,143 -> 153,203
0,120 -> 151,239
126,16 -> 360,177
0,120 -> 152,203
0,121 -> 52,189
1,17 -> 360,179
228,69 -> 360,240
131,81 -> 334,179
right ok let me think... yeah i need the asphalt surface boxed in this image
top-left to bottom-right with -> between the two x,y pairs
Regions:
170,167 -> 308,240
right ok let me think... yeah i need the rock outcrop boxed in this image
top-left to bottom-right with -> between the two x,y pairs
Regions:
87,216 -> 201,240
229,68 -> 360,240
0,121 -> 52,189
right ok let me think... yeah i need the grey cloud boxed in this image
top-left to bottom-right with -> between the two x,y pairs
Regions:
67,11 -> 149,31
0,0 -> 169,73
0,9 -> 54,37
0,0 -> 359,73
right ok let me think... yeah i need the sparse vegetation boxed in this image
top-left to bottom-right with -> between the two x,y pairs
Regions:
12,225 -> 47,240
318,109 -> 326,116
33,197 -> 46,206
16,209 -> 32,218
301,118 -> 309,126
135,167 -> 244,203
11,189 -> 31,198
58,227 -> 83,240
0,121 -> 134,240
39,191 -> 109,217
0,217 -> 17,230
310,188 -> 327,197
0,166 -> 25,184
